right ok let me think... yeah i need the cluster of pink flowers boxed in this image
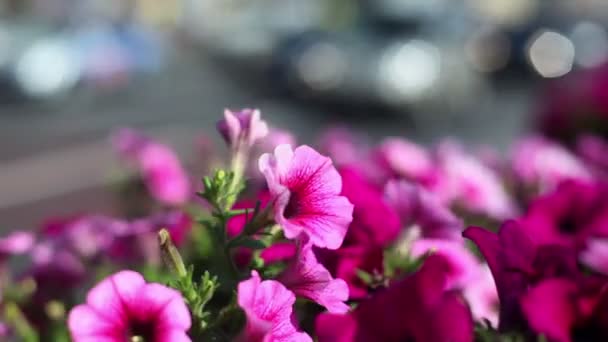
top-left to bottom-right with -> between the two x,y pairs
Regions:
0,101 -> 607,342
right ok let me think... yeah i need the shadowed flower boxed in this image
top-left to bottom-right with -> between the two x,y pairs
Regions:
277,239 -> 349,313
112,128 -> 191,205
237,271 -> 312,342
68,270 -> 191,342
259,144 -> 354,249
315,254 -> 474,342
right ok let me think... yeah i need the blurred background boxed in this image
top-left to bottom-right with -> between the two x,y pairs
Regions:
1,0 -> 608,228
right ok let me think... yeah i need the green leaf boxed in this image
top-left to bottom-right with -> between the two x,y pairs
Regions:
356,269 -> 373,285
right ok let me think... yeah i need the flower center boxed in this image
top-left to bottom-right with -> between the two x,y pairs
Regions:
558,216 -> 577,234
128,319 -> 156,342
284,193 -> 301,219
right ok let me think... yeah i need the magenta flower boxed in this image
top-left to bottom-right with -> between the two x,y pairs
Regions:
315,254 -> 474,342
260,242 -> 297,264
237,271 -> 312,342
519,276 -> 608,342
259,144 -> 354,249
410,238 -> 499,326
317,245 -> 384,300
217,108 -> 269,150
518,180 -> 608,247
112,128 -> 191,205
384,180 -> 463,240
511,136 -> 591,191
340,166 -> 401,247
68,270 -> 191,342
277,239 -> 349,313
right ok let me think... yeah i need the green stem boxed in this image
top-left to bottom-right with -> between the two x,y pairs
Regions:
5,302 -> 39,342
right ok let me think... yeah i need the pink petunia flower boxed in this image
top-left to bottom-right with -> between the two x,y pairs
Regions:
435,140 -> 516,220
68,270 -> 191,342
217,109 -> 269,151
580,238 -> 608,275
259,144 -> 354,249
0,231 -> 34,259
112,128 -> 191,206
237,271 -> 312,342
511,136 -> 591,192
374,137 -> 437,184
277,239 -> 349,313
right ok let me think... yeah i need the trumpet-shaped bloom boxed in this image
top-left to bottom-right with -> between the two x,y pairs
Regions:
237,271 -> 312,342
277,239 -> 349,313
519,180 -> 608,247
112,128 -> 191,205
259,144 -> 354,249
68,270 -> 191,342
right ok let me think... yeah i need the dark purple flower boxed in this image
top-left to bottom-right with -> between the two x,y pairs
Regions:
464,221 -> 582,332
316,254 -> 474,342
